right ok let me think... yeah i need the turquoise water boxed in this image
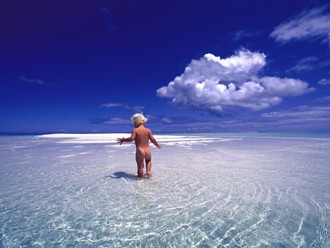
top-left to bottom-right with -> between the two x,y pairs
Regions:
178,131 -> 330,139
0,133 -> 330,247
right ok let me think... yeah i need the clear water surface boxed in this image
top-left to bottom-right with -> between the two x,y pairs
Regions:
0,133 -> 329,247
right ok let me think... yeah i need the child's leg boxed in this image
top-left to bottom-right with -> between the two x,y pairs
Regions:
136,153 -> 144,178
146,159 -> 152,177
145,148 -> 152,177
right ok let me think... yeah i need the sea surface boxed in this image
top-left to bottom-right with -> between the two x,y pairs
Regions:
0,133 -> 329,247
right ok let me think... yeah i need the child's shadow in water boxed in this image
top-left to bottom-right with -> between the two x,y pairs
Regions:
107,171 -> 136,180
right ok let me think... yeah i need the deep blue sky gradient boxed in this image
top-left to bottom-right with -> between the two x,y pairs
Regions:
1,0 -> 330,133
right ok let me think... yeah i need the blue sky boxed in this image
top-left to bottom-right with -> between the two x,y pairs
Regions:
1,0 -> 330,133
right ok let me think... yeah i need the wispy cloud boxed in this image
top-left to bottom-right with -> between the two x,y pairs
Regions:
318,78 -> 330,85
18,75 -> 45,85
91,114 -> 156,126
99,5 -> 115,32
261,104 -> 330,131
100,102 -> 145,112
262,105 -> 330,119
101,102 -> 130,109
161,104 -> 330,132
89,116 -> 130,126
270,4 -> 330,46
320,96 -> 330,101
162,117 -> 173,124
94,103 -> 146,127
104,117 -> 130,125
288,56 -> 330,72
132,106 -> 145,113
288,56 -> 319,72
231,29 -> 262,42
157,49 -> 312,113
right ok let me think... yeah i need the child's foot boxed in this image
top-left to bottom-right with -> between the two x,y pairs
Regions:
146,172 -> 152,178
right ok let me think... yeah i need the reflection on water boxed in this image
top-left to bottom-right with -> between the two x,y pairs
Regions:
0,134 -> 330,247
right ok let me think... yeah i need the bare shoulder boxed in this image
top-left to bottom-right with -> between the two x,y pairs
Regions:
138,125 -> 150,132
130,128 -> 137,139
145,127 -> 152,134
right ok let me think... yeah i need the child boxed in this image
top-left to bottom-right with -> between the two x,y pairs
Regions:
117,113 -> 161,178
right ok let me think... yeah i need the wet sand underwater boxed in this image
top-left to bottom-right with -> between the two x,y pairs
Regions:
0,133 -> 330,247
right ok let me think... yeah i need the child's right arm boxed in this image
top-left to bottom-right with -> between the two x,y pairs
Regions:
117,129 -> 136,145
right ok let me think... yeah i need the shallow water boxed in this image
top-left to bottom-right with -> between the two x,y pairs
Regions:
0,133 -> 329,247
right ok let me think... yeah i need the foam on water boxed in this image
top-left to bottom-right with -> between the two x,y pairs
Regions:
0,133 -> 330,247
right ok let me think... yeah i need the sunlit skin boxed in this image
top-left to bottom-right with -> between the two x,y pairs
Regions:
117,123 -> 161,178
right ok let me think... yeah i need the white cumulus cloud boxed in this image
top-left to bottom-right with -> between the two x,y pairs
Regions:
157,49 -> 312,112
270,4 -> 330,45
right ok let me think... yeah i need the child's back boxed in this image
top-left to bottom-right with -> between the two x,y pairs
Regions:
133,125 -> 152,148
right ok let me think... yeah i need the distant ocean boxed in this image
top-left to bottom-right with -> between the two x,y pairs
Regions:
1,133 -> 329,247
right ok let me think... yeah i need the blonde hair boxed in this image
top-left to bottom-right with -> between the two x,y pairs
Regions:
131,113 -> 148,126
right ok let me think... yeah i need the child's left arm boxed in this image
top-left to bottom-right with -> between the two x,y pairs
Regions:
149,130 -> 161,149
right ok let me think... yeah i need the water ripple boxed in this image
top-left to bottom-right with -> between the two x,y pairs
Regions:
1,135 -> 330,247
